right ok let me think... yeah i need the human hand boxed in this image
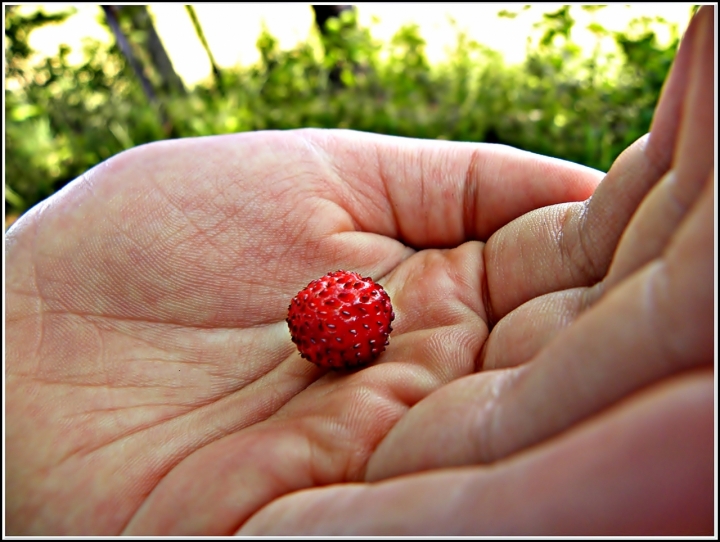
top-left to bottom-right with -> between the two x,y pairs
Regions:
239,5 -> 715,535
6,86 -> 600,535
6,6 -> 713,536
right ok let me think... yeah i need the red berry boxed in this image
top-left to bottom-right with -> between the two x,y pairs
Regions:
286,270 -> 395,369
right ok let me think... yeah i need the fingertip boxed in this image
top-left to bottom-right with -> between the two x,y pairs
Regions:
672,2 -> 715,189
645,4 -> 705,169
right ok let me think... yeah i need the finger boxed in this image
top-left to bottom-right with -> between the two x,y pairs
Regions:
483,135 -> 653,320
240,370 -> 713,535
300,129 -> 603,248
480,287 -> 588,370
603,5 -> 715,291
479,6 -> 714,369
481,6 -> 714,367
672,6 -> 715,188
366,173 -> 713,477
645,5 -> 706,168
482,6 -> 706,320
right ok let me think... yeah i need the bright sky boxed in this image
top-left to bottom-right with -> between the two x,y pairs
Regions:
19,4 -> 695,88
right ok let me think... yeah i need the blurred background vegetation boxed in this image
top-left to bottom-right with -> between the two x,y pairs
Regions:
4,4 -> 698,228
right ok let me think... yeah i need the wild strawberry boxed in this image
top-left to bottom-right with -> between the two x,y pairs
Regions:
286,270 -> 395,369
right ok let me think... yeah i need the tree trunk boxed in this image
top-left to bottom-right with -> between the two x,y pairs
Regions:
125,5 -> 187,95
101,5 -> 176,137
101,5 -> 157,104
185,5 -> 224,94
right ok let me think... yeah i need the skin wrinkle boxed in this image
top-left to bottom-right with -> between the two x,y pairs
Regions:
206,174 -> 236,222
192,207 -> 236,245
310,375 -> 408,482
310,386 -> 380,481
553,203 -> 581,287
475,146 -> 503,238
580,141 -> 645,268
211,164 -> 267,226
604,175 -> 687,293
445,244 -> 484,320
554,204 -> 573,285
97,312 -> 112,399
37,314 -> 101,385
305,138 -> 377,232
373,139 -> 405,245
340,179 -> 388,236
574,202 -> 607,284
515,224 -> 529,308
114,465 -> 189,534
472,146 -> 600,322
124,194 -> 179,250
150,174 -> 243,262
44,214 -> 181,320
233,188 -> 313,275
28,205 -> 49,373
25,372 -> 199,390
355,391 -> 408,480
114,200 -> 182,255
417,150 -> 429,244
55,404 -> 192,468
462,148 -> 481,241
34,319 -> 259,397
301,131 -> 390,238
35,314 -> 308,498
42,306 -> 283,331
641,131 -> 666,169
60,402 -> 194,431
109,169 -> 180,249
221,434 -> 315,536
138,216 -> 194,268
115,360 -> 321,525
165,210 -> 286,320
369,143 -> 398,239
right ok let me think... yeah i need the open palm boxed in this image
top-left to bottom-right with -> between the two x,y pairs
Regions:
6,7 -> 713,536
6,126 -> 600,534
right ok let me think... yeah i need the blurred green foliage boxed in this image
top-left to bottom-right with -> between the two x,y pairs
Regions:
5,5 -> 689,218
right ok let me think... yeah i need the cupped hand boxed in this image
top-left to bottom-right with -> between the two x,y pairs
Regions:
240,6 -> 714,535
6,6 -> 713,536
363,3 -> 714,472
6,94 -> 599,534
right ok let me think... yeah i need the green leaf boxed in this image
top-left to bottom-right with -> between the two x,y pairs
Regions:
10,104 -> 42,122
